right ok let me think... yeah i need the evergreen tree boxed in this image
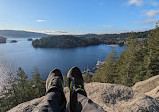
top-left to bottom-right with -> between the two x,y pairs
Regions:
0,67 -> 45,111
93,27 -> 159,86
146,27 -> 159,77
0,72 -> 21,111
32,67 -> 45,98
83,71 -> 91,83
14,67 -> 30,103
92,48 -> 117,83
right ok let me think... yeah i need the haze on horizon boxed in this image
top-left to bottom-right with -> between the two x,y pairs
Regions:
0,0 -> 159,35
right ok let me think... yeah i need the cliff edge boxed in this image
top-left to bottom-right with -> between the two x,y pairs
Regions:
8,75 -> 159,112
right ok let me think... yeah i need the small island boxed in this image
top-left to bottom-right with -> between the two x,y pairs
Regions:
27,38 -> 33,41
32,35 -> 93,48
32,30 -> 149,48
32,35 -> 103,48
0,36 -> 7,43
10,40 -> 17,43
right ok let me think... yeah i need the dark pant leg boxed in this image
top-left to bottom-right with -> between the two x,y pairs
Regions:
71,93 -> 106,112
37,90 -> 66,112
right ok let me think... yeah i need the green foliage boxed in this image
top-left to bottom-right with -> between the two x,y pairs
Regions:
32,30 -> 150,48
32,68 -> 45,98
146,28 -> 159,76
83,71 -> 91,83
63,75 -> 67,87
92,27 -> 159,87
92,48 -> 118,83
32,35 -> 90,48
0,67 -> 45,112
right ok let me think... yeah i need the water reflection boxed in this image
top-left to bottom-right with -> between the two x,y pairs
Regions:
0,37 -> 125,88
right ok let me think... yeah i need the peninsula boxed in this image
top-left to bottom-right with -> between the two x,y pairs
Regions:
32,30 -> 150,48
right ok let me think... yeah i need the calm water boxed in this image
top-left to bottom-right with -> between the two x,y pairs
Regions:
0,37 -> 124,87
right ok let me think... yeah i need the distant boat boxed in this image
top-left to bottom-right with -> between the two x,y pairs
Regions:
27,38 -> 33,41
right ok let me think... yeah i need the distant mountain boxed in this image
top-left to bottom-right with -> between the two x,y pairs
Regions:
74,33 -> 97,37
0,30 -> 50,38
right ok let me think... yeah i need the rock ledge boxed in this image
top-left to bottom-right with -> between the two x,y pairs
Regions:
8,81 -> 159,112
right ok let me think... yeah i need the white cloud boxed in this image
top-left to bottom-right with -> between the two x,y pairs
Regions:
28,30 -> 69,35
151,1 -> 159,6
127,0 -> 159,7
128,0 -> 143,6
37,20 -> 46,22
43,31 -> 68,34
145,10 -> 159,17
103,25 -> 115,28
134,19 -> 155,25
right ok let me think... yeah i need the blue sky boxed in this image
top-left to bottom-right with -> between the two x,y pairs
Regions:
0,0 -> 159,34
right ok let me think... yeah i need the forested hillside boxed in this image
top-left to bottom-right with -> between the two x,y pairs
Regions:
0,68 -> 45,112
91,27 -> 159,86
32,30 -> 150,48
32,35 -> 98,48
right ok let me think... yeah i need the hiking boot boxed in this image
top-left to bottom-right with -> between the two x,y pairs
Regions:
67,66 -> 87,112
46,68 -> 64,94
67,66 -> 86,95
44,69 -> 66,112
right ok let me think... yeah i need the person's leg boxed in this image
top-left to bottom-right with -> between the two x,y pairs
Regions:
37,69 -> 66,112
67,67 -> 106,112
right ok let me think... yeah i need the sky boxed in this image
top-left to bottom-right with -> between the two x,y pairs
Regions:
0,0 -> 159,34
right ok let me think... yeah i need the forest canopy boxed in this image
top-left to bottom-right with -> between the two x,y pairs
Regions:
32,30 -> 150,48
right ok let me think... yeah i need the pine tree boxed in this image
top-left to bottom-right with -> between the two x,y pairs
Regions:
83,71 -> 91,83
92,48 -> 117,83
145,26 -> 159,77
0,67 -> 46,111
115,33 -> 142,86
15,67 -> 30,103
0,73 -> 20,111
32,67 -> 45,98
